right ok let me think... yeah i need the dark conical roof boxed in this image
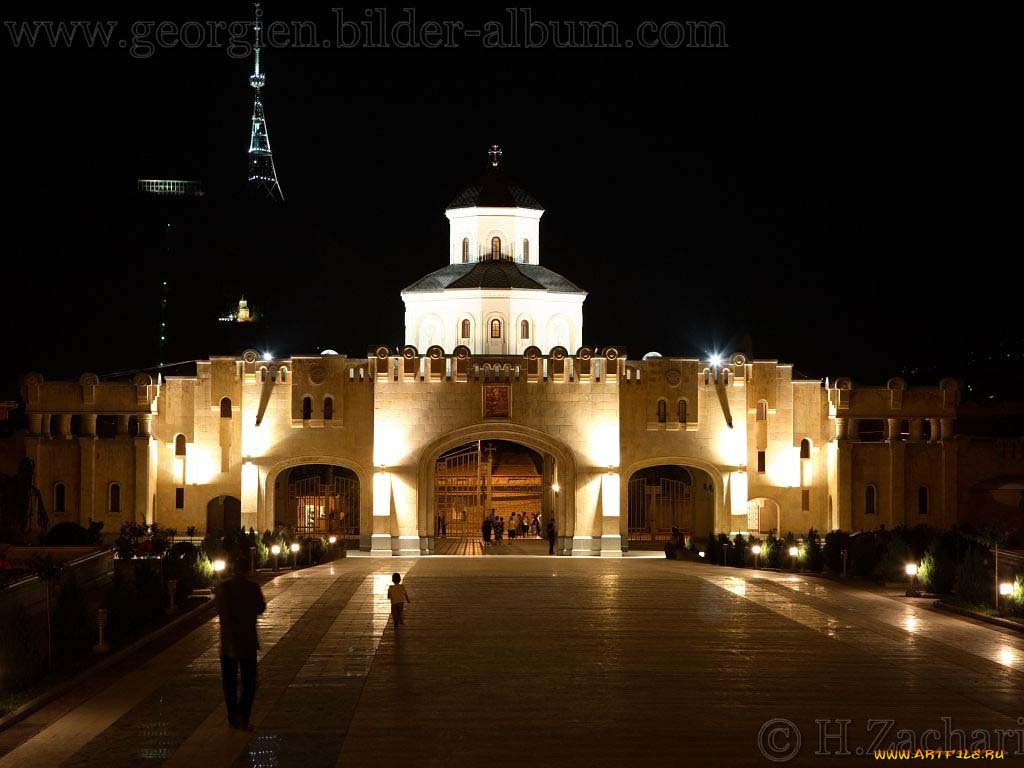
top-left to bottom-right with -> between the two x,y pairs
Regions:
402,262 -> 585,294
447,151 -> 543,210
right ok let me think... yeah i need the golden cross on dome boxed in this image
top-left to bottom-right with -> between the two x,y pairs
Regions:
488,144 -> 502,168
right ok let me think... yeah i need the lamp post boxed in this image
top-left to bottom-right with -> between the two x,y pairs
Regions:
271,544 -> 281,571
789,545 -> 799,571
751,543 -> 762,570
905,562 -> 920,597
841,548 -> 848,579
290,541 -> 300,569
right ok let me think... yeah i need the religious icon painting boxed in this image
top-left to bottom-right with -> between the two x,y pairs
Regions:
483,385 -> 511,420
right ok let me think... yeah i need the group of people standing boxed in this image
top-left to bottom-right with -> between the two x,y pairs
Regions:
482,510 -> 558,554
482,511 -> 542,542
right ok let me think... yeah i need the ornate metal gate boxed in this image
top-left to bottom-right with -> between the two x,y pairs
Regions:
627,476 -> 693,541
435,442 -> 485,537
289,469 -> 359,540
434,441 -> 544,539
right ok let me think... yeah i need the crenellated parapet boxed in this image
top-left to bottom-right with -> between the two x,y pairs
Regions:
368,344 -> 626,385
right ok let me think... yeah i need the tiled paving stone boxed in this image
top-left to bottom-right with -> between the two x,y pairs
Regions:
2,558 -> 1024,767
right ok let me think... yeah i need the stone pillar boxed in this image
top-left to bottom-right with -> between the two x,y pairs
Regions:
116,414 -> 131,437
137,414 -> 152,438
846,418 -> 859,441
28,412 -> 43,435
57,414 -> 73,440
837,440 -> 854,530
40,414 -> 51,438
80,436 -> 96,522
940,418 -> 956,441
600,470 -> 623,557
835,417 -> 847,441
908,418 -> 924,443
888,439 -> 905,528
886,418 -> 901,442
371,469 -> 394,556
80,413 -> 97,438
134,436 -> 150,524
928,418 -> 941,443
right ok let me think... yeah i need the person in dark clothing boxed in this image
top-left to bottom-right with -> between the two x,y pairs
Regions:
546,519 -> 557,555
215,555 -> 267,730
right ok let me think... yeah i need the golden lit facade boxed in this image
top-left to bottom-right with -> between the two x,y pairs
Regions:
19,161 -> 980,555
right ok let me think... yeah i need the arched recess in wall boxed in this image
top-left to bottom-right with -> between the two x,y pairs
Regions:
619,456 -> 727,544
263,456 -> 372,546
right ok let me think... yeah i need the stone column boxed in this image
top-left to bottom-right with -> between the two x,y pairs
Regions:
886,418 -> 900,442
28,412 -> 43,435
116,414 -> 131,437
80,413 -> 97,438
835,417 -> 848,441
137,414 -> 153,438
40,414 -> 51,438
908,418 -> 924,443
80,436 -> 96,522
600,470 -> 623,557
58,414 -> 73,440
940,418 -> 956,441
846,418 -> 859,441
928,418 -> 941,443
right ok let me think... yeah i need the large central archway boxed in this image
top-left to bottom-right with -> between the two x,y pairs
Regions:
416,424 -> 576,554
434,440 -> 546,549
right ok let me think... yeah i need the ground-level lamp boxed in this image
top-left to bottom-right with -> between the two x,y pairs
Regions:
271,544 -> 281,571
788,546 -> 799,570
999,581 -> 1013,610
751,543 -> 762,569
213,558 -> 227,577
290,541 -> 300,569
905,562 -> 920,597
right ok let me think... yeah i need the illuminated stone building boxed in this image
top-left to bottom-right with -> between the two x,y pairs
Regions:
20,151 -> 1016,556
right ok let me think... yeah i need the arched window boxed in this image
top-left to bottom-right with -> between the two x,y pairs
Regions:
461,237 -> 469,263
279,367 -> 288,383
302,396 -> 312,420
109,482 -> 121,514
677,399 -> 688,424
657,400 -> 667,423
220,397 -> 232,418
490,319 -> 502,339
800,438 -> 811,459
865,485 -> 877,515
491,236 -> 501,260
323,396 -> 334,421
174,434 -> 187,456
461,319 -> 471,338
918,486 -> 929,515
522,239 -> 530,263
54,482 -> 66,514
521,319 -> 530,339
756,401 -> 768,421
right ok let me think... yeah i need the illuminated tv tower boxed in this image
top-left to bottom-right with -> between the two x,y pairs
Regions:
247,3 -> 284,201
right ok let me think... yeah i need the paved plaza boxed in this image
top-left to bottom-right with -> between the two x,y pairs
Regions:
2,554 -> 1023,766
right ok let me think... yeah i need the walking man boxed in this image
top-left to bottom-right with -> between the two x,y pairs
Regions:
546,518 -> 557,555
215,555 -> 267,730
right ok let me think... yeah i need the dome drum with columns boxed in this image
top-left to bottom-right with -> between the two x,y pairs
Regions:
402,146 -> 586,356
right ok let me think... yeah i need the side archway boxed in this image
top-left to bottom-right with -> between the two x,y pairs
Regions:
620,456 -> 727,546
263,456 -> 372,549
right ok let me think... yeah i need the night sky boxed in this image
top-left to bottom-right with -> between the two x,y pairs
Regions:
0,3 -> 1012,402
